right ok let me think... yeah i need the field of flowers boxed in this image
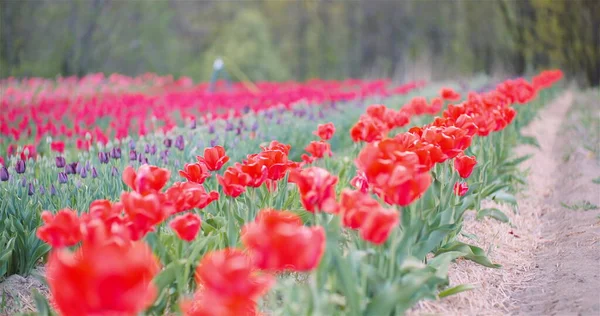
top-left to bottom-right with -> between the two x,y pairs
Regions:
0,70 -> 563,315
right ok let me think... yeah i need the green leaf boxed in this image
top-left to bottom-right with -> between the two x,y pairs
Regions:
519,135 -> 541,148
592,177 -> 600,184
492,191 -> 517,205
435,241 -> 501,268
477,208 -> 510,223
438,284 -> 476,298
33,289 -> 51,316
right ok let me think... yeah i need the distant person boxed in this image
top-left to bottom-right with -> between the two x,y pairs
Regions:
209,57 -> 231,92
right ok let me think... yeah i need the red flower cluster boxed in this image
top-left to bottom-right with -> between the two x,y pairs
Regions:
356,139 -> 432,206
339,189 -> 399,244
532,69 -> 563,90
218,141 -> 297,197
241,209 -> 326,271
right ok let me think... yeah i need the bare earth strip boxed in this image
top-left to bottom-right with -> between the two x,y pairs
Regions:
412,90 -> 600,315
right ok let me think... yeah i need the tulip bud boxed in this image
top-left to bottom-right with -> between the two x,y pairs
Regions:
0,167 -> 9,181
92,167 -> 98,178
28,183 -> 35,196
50,184 -> 57,195
175,135 -> 185,151
15,160 -> 26,174
58,172 -> 68,184
55,156 -> 66,168
163,138 -> 172,148
80,167 -> 88,179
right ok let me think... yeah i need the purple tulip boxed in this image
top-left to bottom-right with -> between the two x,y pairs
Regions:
129,139 -> 136,150
160,150 -> 169,159
28,183 -> 35,196
15,160 -> 26,174
0,167 -> 8,181
55,156 -> 66,168
58,172 -> 68,184
318,111 -> 325,119
21,177 -> 26,187
92,167 -> 98,178
150,144 -> 157,155
50,184 -> 57,196
144,144 -> 150,154
111,166 -> 119,177
40,185 -> 45,195
163,138 -> 172,148
85,161 -> 92,171
208,124 -> 216,134
98,152 -> 109,164
236,127 -> 242,136
276,118 -> 283,125
175,135 -> 185,151
251,121 -> 259,131
308,113 -> 315,121
110,147 -> 122,159
190,119 -> 197,129
129,150 -> 137,161
66,162 -> 77,175
80,167 -> 88,178
210,138 -> 218,147
225,122 -> 234,132
75,163 -> 82,174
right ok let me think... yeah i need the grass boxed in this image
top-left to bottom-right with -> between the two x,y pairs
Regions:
560,200 -> 599,211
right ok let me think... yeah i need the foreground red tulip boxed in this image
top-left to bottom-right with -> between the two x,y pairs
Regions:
454,153 -> 477,178
122,165 -> 171,195
289,167 -> 339,213
169,213 -> 202,241
313,122 -> 336,140
197,146 -> 230,171
304,141 -> 332,159
37,209 -> 82,248
242,209 -> 326,271
46,241 -> 160,316
179,162 -> 211,184
184,248 -> 274,316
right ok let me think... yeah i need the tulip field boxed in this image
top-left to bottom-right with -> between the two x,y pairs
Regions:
0,70 -> 564,315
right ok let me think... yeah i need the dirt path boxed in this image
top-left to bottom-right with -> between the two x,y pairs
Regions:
411,90 -> 600,315
512,90 -> 600,315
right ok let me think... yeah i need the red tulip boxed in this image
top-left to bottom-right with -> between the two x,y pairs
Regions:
169,213 -> 202,241
218,165 -> 251,198
313,122 -> 336,140
304,141 -> 332,159
50,141 -> 65,153
454,153 -> 477,178
179,162 -> 211,184
197,145 -> 229,171
46,241 -> 160,316
37,209 -> 82,248
184,248 -> 274,316
121,192 -> 170,239
165,182 -> 219,214
241,209 -> 326,271
440,87 -> 461,101
123,164 -> 171,195
454,182 -> 468,196
289,167 -> 339,213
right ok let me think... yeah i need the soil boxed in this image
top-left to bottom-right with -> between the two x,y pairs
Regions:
511,90 -> 600,316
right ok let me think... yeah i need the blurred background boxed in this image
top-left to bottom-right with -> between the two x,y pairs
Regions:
1,0 -> 598,86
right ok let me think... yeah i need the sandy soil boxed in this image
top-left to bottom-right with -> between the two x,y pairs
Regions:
412,90 -> 600,315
